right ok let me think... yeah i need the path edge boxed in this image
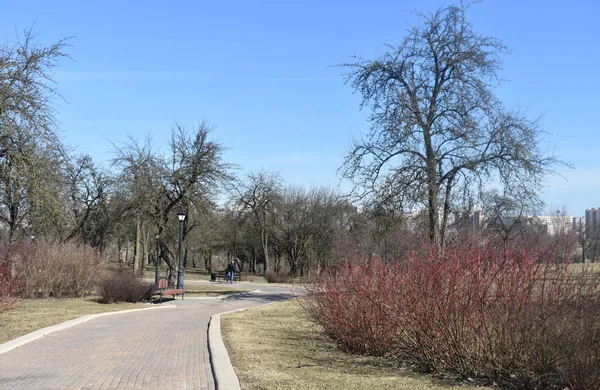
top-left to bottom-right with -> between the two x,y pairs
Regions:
0,304 -> 175,355
207,300 -> 288,390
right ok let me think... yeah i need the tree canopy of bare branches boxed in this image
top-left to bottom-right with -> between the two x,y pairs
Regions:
112,122 -> 234,282
339,4 -> 561,249
235,170 -> 283,274
0,30 -> 70,242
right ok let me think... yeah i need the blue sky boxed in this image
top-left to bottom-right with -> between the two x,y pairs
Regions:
2,0 -> 599,216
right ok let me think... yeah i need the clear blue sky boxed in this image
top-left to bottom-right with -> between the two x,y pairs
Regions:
2,0 -> 599,216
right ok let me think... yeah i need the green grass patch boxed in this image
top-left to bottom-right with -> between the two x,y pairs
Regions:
221,299 -> 490,390
0,297 -> 146,344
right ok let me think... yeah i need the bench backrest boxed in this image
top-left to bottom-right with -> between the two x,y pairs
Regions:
157,277 -> 169,289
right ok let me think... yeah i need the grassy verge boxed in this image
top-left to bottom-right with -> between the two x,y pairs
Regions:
184,285 -> 251,296
240,274 -> 267,284
569,262 -> 600,274
221,299 -> 490,390
0,297 -> 146,344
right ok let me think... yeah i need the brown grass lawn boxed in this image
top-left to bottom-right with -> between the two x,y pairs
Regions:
184,285 -> 251,296
221,299 -> 491,390
568,262 -> 600,274
0,297 -> 146,344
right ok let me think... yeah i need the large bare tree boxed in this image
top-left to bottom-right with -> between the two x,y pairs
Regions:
339,4 -> 560,249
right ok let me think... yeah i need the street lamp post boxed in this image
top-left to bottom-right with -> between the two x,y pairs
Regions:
154,234 -> 160,285
177,211 -> 186,289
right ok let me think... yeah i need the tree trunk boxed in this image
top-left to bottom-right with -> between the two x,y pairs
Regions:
424,127 -> 440,249
439,175 -> 455,253
251,247 -> 257,274
140,223 -> 149,275
205,249 -> 212,272
262,228 -> 270,275
133,218 -> 141,274
117,240 -> 122,263
124,240 -> 130,264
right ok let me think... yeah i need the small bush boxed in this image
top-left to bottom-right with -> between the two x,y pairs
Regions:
265,271 -> 291,284
98,270 -> 151,303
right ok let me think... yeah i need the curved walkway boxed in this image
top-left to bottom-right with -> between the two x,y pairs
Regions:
0,283 -> 296,390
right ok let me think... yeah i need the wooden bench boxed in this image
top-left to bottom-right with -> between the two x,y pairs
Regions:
213,271 -> 241,282
151,277 -> 185,303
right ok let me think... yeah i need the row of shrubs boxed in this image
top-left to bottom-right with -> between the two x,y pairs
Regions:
303,237 -> 600,390
0,242 -> 152,311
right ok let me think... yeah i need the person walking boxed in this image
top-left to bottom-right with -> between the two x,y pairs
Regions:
226,261 -> 236,284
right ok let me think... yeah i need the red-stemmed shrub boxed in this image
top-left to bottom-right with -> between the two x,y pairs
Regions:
303,235 -> 600,389
303,257 -> 403,356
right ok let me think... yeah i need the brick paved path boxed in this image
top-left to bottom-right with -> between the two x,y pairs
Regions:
0,287 -> 294,390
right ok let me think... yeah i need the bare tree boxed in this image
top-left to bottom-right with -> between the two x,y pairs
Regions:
0,122 -> 63,242
0,29 -> 69,136
235,171 -> 282,274
113,122 -> 233,283
271,186 -> 310,276
61,153 -> 111,244
481,188 -> 541,248
339,4 -> 560,250
271,186 -> 344,276
0,30 -> 70,242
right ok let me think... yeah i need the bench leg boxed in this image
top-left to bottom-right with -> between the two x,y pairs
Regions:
160,291 -> 163,304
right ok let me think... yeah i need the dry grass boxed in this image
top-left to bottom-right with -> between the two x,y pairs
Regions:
181,270 -> 211,281
0,297 -> 145,344
568,262 -> 600,274
240,274 -> 268,284
221,299 -> 491,390
184,285 -> 251,296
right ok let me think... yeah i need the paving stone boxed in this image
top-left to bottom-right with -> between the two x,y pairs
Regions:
0,286 -> 294,390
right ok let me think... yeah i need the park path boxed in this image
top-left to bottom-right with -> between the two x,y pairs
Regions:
0,284 -> 296,390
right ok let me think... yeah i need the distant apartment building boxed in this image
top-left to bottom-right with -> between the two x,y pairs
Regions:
532,215 -> 572,236
485,214 -> 572,236
585,208 -> 600,238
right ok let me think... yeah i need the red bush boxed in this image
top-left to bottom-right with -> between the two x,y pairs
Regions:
302,259 -> 400,356
304,236 -> 600,389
